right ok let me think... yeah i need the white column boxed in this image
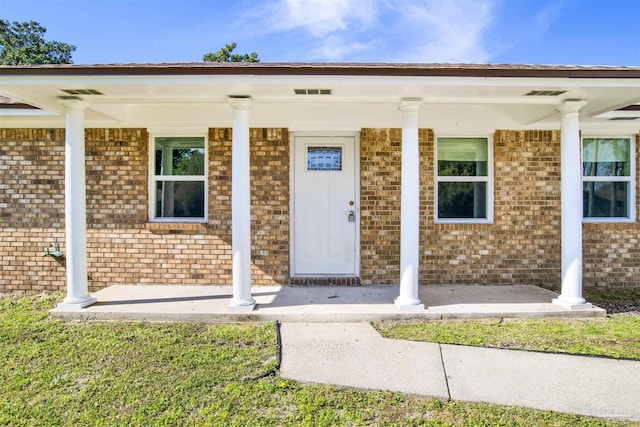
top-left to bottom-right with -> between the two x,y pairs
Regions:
57,99 -> 96,309
395,99 -> 425,311
553,100 -> 592,309
228,97 -> 256,311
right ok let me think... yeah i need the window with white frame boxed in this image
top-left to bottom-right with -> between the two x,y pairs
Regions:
436,137 -> 492,221
582,137 -> 634,220
151,136 -> 206,221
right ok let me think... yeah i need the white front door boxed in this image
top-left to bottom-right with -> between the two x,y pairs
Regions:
293,135 -> 357,275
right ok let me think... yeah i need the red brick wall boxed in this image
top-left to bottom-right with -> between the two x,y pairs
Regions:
0,128 -> 289,291
1,127 -> 638,291
248,128 -> 290,285
359,128 -> 430,284
0,129 -> 66,291
361,129 -> 563,286
420,130 -> 563,286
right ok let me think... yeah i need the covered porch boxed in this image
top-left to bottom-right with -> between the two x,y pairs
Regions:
50,284 -> 605,322
2,63 -> 639,311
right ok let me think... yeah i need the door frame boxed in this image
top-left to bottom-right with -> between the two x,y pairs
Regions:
289,131 -> 361,277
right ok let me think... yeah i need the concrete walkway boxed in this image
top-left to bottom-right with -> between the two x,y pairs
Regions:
50,284 -> 605,321
49,284 -> 635,420
280,322 -> 640,421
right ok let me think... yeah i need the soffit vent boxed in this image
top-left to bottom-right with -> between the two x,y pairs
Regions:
294,89 -> 332,95
524,90 -> 567,96
608,117 -> 639,121
60,89 -> 104,95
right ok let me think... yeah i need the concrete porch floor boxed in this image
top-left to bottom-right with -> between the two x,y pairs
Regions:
50,284 -> 606,322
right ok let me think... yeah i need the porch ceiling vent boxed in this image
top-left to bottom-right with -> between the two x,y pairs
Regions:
524,90 -> 567,96
294,89 -> 332,95
60,89 -> 104,95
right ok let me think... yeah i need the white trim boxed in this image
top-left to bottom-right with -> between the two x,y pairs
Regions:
148,133 -> 208,223
355,134 -> 361,277
40,95 -> 571,107
289,135 -> 295,276
3,74 -> 639,89
582,218 -> 636,224
147,126 -> 208,135
289,131 -> 360,277
0,109 -> 57,116
581,176 -> 632,182
434,135 -> 494,224
581,135 -> 636,222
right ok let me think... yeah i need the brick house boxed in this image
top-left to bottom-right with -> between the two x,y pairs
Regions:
0,63 -> 638,311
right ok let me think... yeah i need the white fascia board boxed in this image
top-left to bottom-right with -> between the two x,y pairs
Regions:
1,74 -> 639,88
88,95 -> 565,106
0,109 -> 56,116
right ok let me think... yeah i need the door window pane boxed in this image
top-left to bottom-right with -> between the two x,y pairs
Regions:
307,147 -> 342,171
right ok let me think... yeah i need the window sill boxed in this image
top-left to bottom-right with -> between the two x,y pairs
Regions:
146,222 -> 207,231
435,219 -> 493,225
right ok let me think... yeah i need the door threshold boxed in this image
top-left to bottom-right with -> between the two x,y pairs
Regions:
290,276 -> 361,286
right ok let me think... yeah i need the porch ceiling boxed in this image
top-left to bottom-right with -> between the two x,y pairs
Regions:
1,64 -> 639,134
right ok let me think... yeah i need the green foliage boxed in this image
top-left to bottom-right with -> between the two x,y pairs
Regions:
0,20 -> 75,65
203,42 -> 259,62
172,148 -> 205,175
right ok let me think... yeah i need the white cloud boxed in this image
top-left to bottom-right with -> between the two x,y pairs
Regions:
386,0 -> 495,63
250,0 -> 498,62
310,35 -> 376,61
272,0 -> 378,37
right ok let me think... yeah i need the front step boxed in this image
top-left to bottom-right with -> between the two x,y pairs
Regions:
289,276 -> 361,286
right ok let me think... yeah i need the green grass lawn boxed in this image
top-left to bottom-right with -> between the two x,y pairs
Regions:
376,315 -> 640,360
0,292 -> 634,426
376,288 -> 640,360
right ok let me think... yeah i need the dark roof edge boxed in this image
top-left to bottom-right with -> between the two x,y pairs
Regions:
0,63 -> 639,78
0,103 -> 40,110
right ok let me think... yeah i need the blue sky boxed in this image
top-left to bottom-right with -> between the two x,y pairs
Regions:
1,0 -> 639,65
